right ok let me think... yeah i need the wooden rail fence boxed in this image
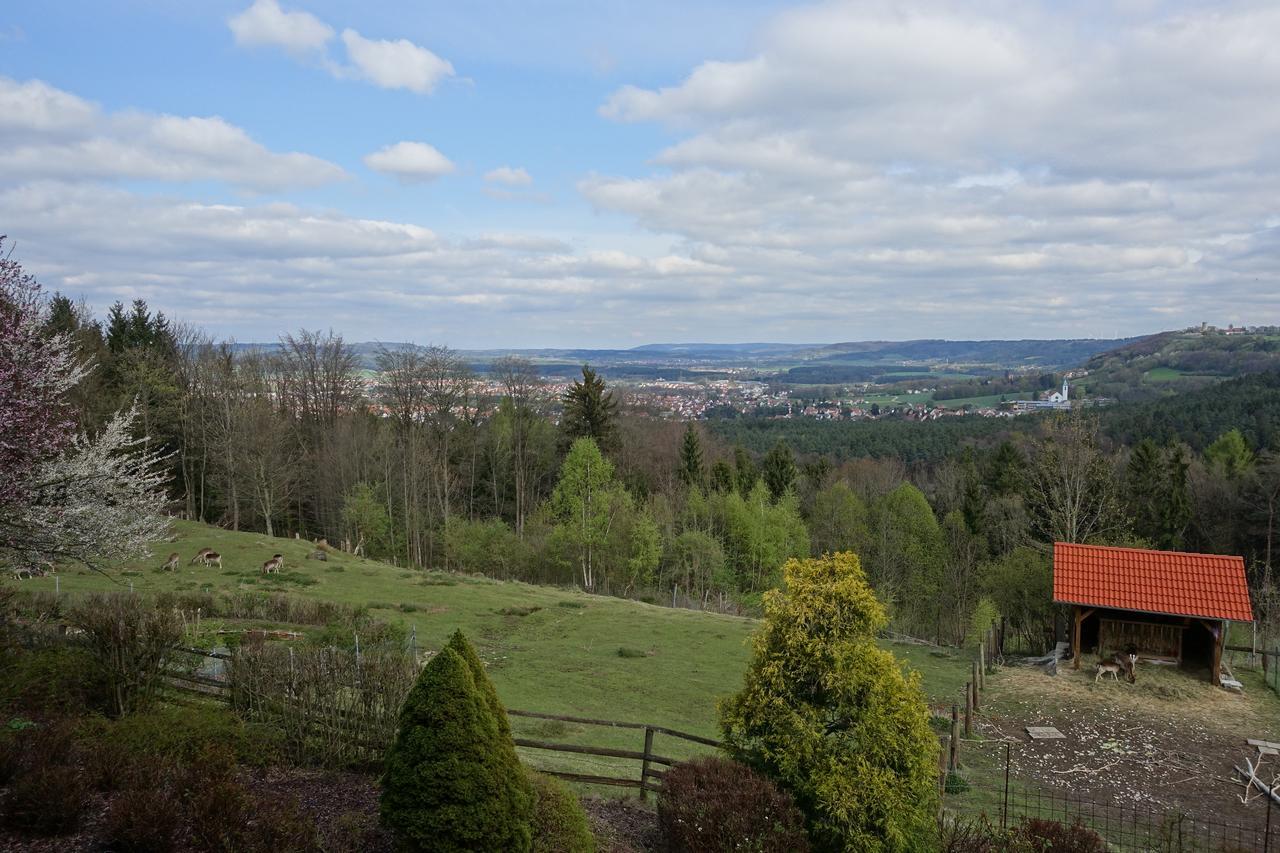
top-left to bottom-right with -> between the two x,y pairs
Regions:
162,646 -> 721,792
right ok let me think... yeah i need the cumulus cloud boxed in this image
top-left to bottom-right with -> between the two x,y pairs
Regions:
484,166 -> 533,186
338,29 -> 455,94
581,1 -> 1280,337
228,0 -> 333,55
227,1 -> 454,94
0,77 -> 344,191
363,142 -> 455,183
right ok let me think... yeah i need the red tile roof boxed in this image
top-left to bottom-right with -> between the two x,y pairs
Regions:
1053,543 -> 1253,622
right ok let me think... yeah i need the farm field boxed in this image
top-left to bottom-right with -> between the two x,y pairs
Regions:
18,520 -> 975,783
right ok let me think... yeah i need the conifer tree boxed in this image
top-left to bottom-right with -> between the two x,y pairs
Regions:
560,365 -> 618,453
678,423 -> 704,489
720,552 -> 936,852
762,439 -> 797,502
381,641 -> 533,852
446,629 -> 511,738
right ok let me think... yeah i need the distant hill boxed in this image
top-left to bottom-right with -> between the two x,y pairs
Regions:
1080,330 -> 1280,401
813,338 -> 1138,367
231,336 -> 1145,377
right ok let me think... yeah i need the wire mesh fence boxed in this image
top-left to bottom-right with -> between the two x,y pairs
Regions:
942,742 -> 1275,852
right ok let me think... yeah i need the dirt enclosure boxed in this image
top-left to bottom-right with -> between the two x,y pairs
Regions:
969,661 -> 1280,829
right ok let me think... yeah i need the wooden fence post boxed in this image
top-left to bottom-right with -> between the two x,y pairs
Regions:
964,682 -> 973,737
972,660 -> 981,711
639,726 -> 655,799
950,704 -> 960,770
978,643 -> 986,689
938,735 -> 950,798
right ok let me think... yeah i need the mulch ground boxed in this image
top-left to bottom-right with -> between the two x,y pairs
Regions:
973,663 -> 1280,829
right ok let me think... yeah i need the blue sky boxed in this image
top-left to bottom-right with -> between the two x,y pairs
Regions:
1,1 -> 1277,346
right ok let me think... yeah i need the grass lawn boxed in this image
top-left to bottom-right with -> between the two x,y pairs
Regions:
1142,366 -> 1186,382
934,393 -> 1032,408
18,520 -> 973,784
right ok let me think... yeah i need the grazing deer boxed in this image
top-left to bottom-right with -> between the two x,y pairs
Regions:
10,566 -> 33,581
200,552 -> 222,569
161,552 -> 180,572
1095,653 -> 1135,683
261,554 -> 284,574
190,547 -> 215,565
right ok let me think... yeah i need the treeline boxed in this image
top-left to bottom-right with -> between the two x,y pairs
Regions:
46,297 -> 1280,647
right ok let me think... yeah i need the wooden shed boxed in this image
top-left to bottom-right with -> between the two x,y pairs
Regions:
1053,543 -> 1254,686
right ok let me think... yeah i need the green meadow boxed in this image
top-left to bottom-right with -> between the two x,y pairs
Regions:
21,520 -> 973,780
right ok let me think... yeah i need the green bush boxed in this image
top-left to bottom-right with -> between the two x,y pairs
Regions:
720,553 -> 937,852
657,756 -> 809,853
380,633 -> 533,852
528,770 -> 595,853
79,705 -> 282,789
0,644 -> 111,715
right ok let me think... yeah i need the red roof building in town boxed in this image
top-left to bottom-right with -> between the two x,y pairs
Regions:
1052,542 -> 1253,686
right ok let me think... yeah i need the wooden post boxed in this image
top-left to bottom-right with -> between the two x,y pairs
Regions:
964,682 -> 973,737
971,660 -> 981,711
639,726 -> 655,799
1072,606 -> 1084,670
949,704 -> 960,770
978,644 -> 986,689
938,735 -> 950,796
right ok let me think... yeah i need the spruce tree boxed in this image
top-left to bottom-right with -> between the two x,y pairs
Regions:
762,439 -> 797,502
381,642 -> 533,852
678,423 -> 704,489
734,447 -> 759,496
560,365 -> 618,453
445,629 -> 511,737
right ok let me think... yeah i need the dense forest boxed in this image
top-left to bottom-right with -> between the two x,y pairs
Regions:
32,294 -> 1280,652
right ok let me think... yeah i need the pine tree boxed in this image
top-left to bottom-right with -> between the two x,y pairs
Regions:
678,423 -> 704,489
710,460 -> 735,493
733,447 -> 759,496
720,553 -> 937,852
560,365 -> 618,453
762,439 -> 797,502
380,642 -> 533,852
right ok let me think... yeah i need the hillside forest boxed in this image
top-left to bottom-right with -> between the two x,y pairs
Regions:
32,295 -> 1280,649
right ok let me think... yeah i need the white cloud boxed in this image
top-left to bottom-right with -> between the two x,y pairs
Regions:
227,2 -> 454,94
0,77 -> 344,191
484,166 -> 533,186
339,29 -> 455,94
363,141 -> 456,183
228,0 -> 333,55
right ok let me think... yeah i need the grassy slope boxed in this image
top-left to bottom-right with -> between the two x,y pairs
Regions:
23,520 -> 973,778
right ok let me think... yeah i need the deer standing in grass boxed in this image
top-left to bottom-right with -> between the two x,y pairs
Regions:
161,552 -> 180,572
261,554 -> 284,575
1095,652 -> 1136,683
190,547 -> 215,565
199,551 -> 222,569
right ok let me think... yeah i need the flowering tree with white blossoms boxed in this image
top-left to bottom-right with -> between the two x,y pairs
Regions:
0,238 -> 169,570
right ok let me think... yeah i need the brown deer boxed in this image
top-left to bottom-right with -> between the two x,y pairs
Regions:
161,552 -> 180,572
261,554 -> 284,574
1095,652 -> 1135,683
190,547 -> 215,565
200,551 -> 222,569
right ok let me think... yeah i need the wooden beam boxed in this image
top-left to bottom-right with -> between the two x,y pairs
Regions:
1072,606 -> 1084,670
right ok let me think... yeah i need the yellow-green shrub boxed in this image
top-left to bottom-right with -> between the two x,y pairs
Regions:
720,552 -> 937,852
